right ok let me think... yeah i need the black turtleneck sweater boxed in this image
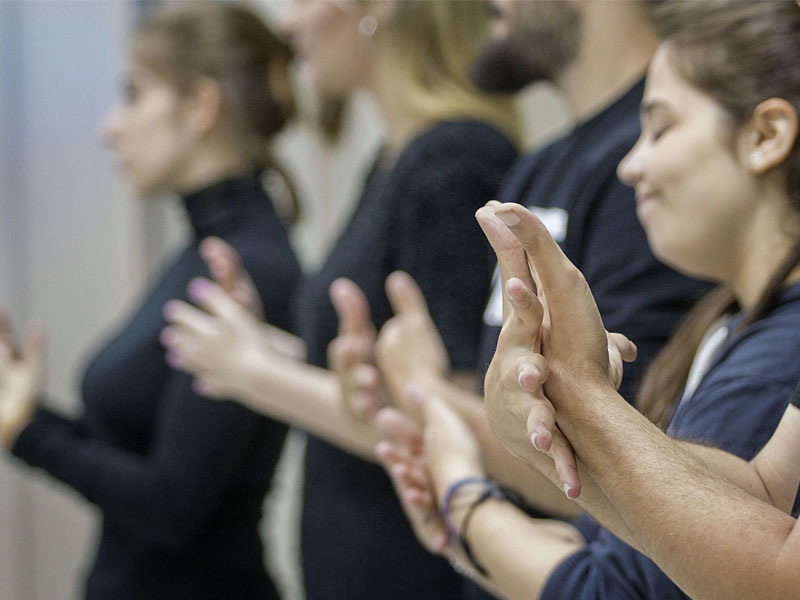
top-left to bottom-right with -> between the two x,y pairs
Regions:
12,173 -> 302,600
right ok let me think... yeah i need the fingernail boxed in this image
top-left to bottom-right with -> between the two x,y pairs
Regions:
166,350 -> 183,368
563,483 -> 572,498
519,368 -> 540,391
495,210 -> 520,227
163,301 -> 179,320
531,432 -> 544,451
160,327 -> 176,347
188,278 -> 210,301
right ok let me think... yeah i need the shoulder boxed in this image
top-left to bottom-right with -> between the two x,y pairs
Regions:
394,119 -> 518,177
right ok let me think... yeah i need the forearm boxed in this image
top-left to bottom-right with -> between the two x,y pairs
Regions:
238,359 -> 381,461
558,383 -> 799,600
463,499 -> 584,600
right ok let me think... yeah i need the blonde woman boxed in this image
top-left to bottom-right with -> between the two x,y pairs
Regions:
163,0 -> 518,596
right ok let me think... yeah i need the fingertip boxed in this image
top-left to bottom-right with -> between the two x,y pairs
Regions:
165,350 -> 183,369
159,327 -> 177,347
518,367 -> 541,391
163,301 -> 179,321
188,278 -> 211,302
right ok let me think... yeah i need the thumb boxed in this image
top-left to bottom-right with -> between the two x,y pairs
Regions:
330,278 -> 373,337
385,271 -> 431,318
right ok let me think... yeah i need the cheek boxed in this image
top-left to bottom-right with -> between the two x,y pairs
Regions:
639,148 -> 748,277
124,104 -> 190,194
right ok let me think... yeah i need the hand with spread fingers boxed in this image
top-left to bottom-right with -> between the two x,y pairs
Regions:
374,406 -> 449,555
326,278 -> 386,422
375,388 -> 486,556
0,318 -> 45,449
374,271 -> 450,419
161,277 -> 295,401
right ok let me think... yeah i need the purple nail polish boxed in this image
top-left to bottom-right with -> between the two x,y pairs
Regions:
188,278 -> 210,301
166,350 -> 183,368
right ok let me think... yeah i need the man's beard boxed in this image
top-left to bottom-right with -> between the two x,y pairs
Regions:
471,1 -> 582,94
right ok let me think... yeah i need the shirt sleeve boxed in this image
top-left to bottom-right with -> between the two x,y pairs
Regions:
542,376 -> 792,600
390,145 -> 508,371
12,370 -> 283,553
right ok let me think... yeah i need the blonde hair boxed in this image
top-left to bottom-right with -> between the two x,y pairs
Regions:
382,0 -> 519,143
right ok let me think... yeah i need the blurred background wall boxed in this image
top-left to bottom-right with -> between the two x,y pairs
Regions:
0,1 -> 570,598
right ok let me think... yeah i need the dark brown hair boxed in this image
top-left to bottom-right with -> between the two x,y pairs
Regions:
132,2 -> 300,223
636,0 -> 800,427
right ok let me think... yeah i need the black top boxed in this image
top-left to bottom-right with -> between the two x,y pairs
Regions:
12,173 -> 302,600
297,120 -> 518,599
478,78 -> 712,402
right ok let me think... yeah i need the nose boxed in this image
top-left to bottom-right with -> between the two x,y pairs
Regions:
617,139 -> 644,188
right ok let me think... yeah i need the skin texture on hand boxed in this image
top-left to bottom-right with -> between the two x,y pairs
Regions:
477,203 -> 582,498
0,322 -> 45,449
200,236 -> 265,320
375,271 -> 451,417
162,277 -> 283,400
327,277 -> 384,421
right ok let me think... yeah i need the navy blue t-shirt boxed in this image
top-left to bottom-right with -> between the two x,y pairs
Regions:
296,120 -> 518,600
13,174 -> 302,600
478,79 -> 711,402
542,283 -> 800,600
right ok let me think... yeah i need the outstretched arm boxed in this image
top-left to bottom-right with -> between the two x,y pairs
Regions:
163,278 -> 382,461
376,396 -> 585,600
489,202 -> 800,600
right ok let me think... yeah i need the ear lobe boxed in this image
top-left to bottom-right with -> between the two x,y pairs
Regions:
745,97 -> 798,175
186,77 -> 223,135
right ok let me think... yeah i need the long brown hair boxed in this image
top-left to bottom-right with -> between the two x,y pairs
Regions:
132,2 -> 301,224
636,0 -> 800,428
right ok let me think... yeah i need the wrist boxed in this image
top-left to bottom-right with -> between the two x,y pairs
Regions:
1,400 -> 34,449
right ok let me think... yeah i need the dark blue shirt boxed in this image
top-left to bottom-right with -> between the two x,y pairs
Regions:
13,173 -> 302,600
542,283 -> 800,600
296,120 -> 518,600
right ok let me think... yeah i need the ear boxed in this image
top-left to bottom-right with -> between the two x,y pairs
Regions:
184,77 -> 223,136
742,98 -> 798,175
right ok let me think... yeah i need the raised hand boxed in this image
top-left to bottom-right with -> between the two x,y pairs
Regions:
489,203 -> 629,401
161,278 -> 281,400
0,324 -> 45,448
375,271 -> 450,417
375,406 -> 449,554
375,387 -> 486,552
200,236 -> 265,319
477,203 -> 582,498
326,278 -> 384,421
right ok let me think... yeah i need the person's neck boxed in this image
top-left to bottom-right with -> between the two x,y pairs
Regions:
556,6 -> 658,122
727,187 -> 800,309
174,146 -> 252,196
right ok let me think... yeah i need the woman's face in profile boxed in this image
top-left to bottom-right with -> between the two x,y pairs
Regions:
279,0 -> 374,97
102,56 -> 196,196
617,44 -> 758,280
